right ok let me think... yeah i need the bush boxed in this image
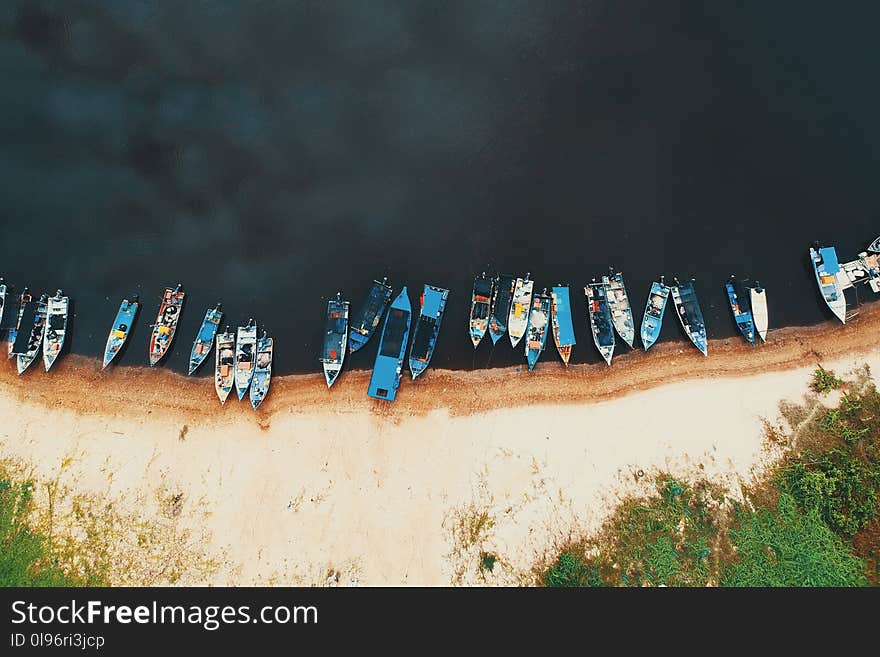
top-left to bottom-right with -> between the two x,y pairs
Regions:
811,366 -> 843,394
722,494 -> 867,587
544,551 -> 603,587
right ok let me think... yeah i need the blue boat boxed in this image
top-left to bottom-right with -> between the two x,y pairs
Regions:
641,277 -> 671,351
488,274 -> 515,344
671,278 -> 708,355
410,285 -> 449,379
188,304 -> 223,374
102,296 -> 139,369
725,276 -> 755,345
349,278 -> 393,353
585,280 -> 615,365
550,285 -> 576,365
367,287 -> 412,401
525,289 -> 551,371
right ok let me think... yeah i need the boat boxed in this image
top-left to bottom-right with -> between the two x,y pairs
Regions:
42,289 -> 69,371
235,319 -> 257,400
103,296 -> 139,369
349,277 -> 393,353
16,294 -> 48,375
508,274 -> 534,348
585,280 -> 615,365
148,284 -> 185,366
367,287 -> 412,401
670,278 -> 708,355
550,285 -> 576,365
321,293 -> 350,388
188,304 -> 223,374
488,274 -> 515,344
0,278 -> 6,329
749,282 -> 769,343
641,277 -> 671,351
525,289 -> 551,371
603,269 -> 635,348
810,245 -> 847,323
214,327 -> 236,404
7,288 -> 32,358
725,276 -> 755,345
869,235 -> 880,253
409,284 -> 449,379
468,273 -> 493,348
249,331 -> 274,410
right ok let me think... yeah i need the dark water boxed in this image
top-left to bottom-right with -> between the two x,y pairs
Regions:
1,1 -> 878,376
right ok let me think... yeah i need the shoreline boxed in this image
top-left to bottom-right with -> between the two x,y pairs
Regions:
3,303 -> 880,422
0,309 -> 878,584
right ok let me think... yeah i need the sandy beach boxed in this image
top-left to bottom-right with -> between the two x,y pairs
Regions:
1,306 -> 879,585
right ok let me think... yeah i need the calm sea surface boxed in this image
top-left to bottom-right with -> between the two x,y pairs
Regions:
1,2 -> 878,375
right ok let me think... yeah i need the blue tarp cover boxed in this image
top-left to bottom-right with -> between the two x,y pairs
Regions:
820,247 -> 840,273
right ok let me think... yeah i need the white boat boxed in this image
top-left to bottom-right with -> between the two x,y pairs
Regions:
810,246 -> 847,323
320,293 -> 349,388
234,319 -> 257,400
507,274 -> 534,348
42,289 -> 69,371
602,269 -> 635,348
214,327 -> 235,404
0,278 -> 6,329
749,283 -> 769,342
249,332 -> 273,410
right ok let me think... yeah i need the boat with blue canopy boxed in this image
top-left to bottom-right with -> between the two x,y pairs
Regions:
550,285 -> 576,365
368,287 -> 412,401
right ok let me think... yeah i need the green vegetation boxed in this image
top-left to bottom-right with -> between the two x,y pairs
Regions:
811,365 -> 843,394
537,366 -> 879,587
479,552 -> 497,573
0,476 -> 97,586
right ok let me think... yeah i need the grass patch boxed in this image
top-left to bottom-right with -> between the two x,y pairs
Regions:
811,366 -> 844,394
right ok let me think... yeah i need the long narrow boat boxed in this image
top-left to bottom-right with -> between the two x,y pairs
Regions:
725,276 -> 755,345
148,284 -> 185,366
250,331 -> 274,410
43,289 -> 69,371
16,294 -> 48,375
603,269 -> 635,348
809,245 -> 847,323
321,292 -> 350,388
585,280 -> 615,365
749,282 -> 769,343
349,277 -> 393,353
214,327 -> 236,404
508,273 -> 534,348
525,289 -> 551,371
103,295 -> 139,369
468,273 -> 493,349
8,288 -> 32,358
641,277 -> 671,351
0,278 -> 6,329
550,285 -> 576,365
367,287 -> 412,401
670,278 -> 708,355
188,304 -> 223,374
488,274 -> 515,345
409,284 -> 448,380
235,319 -> 257,400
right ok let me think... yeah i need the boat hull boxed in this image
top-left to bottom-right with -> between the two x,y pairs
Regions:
603,271 -> 635,348
671,280 -> 708,355
368,287 -> 412,401
214,330 -> 235,404
349,279 -> 393,353
321,297 -> 350,388
749,286 -> 769,342
508,277 -> 534,348
189,306 -> 223,375
725,278 -> 755,346
810,246 -> 847,323
17,297 -> 47,375
43,293 -> 69,372
468,274 -> 493,349
235,322 -> 257,400
149,287 -> 185,366
409,285 -> 448,380
586,283 -> 615,365
488,275 -> 515,344
641,280 -> 670,351
550,286 -> 576,365
525,292 -> 551,371
103,299 -> 138,369
249,335 -> 273,410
